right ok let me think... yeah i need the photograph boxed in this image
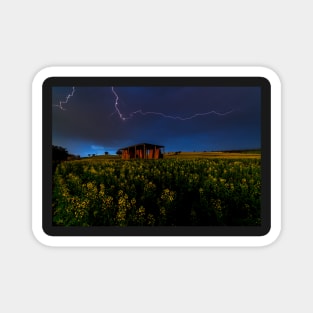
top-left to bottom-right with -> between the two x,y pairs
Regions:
51,84 -> 262,228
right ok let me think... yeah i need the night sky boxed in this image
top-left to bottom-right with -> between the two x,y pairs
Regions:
52,86 -> 261,157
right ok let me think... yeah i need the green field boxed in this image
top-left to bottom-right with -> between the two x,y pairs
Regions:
53,156 -> 261,227
164,151 -> 261,159
82,151 -> 261,161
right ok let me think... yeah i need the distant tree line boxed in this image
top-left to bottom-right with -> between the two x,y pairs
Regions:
52,145 -> 80,172
53,145 -> 69,161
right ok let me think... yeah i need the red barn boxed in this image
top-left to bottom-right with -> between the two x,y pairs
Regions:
120,143 -> 164,160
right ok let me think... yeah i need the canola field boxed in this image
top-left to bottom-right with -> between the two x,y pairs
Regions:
53,158 -> 261,227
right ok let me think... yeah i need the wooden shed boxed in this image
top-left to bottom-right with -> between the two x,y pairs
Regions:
120,143 -> 164,160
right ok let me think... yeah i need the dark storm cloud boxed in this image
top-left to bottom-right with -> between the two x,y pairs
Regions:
52,86 -> 261,156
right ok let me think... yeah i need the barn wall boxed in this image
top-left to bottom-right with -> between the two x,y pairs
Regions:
121,145 -> 163,160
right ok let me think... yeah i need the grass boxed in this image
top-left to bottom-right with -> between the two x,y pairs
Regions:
164,151 -> 261,159
82,155 -> 120,161
81,150 -> 261,161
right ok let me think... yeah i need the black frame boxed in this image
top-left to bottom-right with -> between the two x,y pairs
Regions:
43,76 -> 271,236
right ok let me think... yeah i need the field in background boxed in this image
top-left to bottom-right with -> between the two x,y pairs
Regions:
164,151 -> 261,159
83,150 -> 261,161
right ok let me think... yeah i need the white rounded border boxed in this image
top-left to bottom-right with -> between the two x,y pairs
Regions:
32,66 -> 281,247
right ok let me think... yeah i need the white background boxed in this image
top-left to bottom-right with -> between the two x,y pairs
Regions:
0,0 -> 310,312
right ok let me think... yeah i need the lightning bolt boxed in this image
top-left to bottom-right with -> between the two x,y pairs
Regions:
111,86 -> 233,121
126,109 -> 233,120
54,86 -> 234,119
54,87 -> 75,110
111,86 -> 127,120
